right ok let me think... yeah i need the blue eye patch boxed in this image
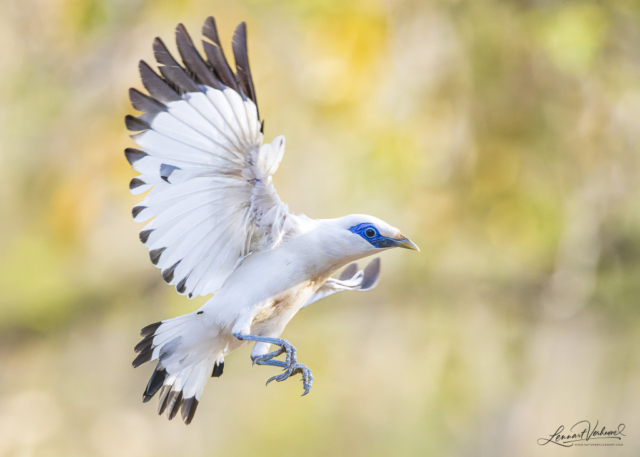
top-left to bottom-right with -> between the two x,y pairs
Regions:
349,223 -> 397,249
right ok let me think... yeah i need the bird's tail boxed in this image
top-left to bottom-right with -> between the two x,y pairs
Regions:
132,312 -> 224,424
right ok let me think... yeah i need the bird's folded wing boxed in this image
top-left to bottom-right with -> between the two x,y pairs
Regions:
126,18 -> 291,298
302,258 -> 381,308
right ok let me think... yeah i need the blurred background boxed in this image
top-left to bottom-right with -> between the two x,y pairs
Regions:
1,0 -> 639,455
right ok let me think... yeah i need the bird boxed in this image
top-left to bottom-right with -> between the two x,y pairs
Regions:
125,16 -> 419,425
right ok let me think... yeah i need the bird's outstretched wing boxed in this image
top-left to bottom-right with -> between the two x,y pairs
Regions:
126,18 -> 292,298
302,258 -> 381,308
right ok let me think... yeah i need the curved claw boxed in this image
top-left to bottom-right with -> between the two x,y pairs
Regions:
265,370 -> 289,386
292,363 -> 313,396
300,376 -> 313,396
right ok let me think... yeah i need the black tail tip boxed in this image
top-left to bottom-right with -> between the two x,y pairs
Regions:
132,350 -> 152,368
140,321 -> 162,338
142,366 -> 168,402
181,397 -> 199,425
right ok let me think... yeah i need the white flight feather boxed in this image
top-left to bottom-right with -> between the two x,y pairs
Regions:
130,155 -> 205,176
164,100 -> 240,154
189,224 -> 247,295
140,111 -> 225,154
204,88 -> 252,149
132,130 -> 224,165
154,204 -> 247,271
145,198 -> 245,251
184,92 -> 248,159
222,88 -> 253,147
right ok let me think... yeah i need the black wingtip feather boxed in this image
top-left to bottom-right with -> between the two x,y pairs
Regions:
132,206 -> 146,219
153,37 -> 199,94
125,148 -> 147,166
129,87 -> 166,114
202,17 -> 221,44
176,276 -> 188,294
150,247 -> 166,265
202,16 -> 239,91
139,229 -> 154,244
162,260 -> 181,283
175,23 -> 221,89
232,21 -> 258,112
139,60 -> 181,103
125,115 -> 150,131
129,178 -> 145,190
211,361 -> 224,377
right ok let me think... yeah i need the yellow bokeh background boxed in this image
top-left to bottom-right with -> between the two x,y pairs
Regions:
0,0 -> 639,455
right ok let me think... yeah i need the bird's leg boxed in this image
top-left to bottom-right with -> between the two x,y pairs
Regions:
233,333 -> 314,395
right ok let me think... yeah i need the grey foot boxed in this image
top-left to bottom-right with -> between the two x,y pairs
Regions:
259,359 -> 314,396
233,333 -> 314,396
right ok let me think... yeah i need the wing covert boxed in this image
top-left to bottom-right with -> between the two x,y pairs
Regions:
125,17 -> 292,298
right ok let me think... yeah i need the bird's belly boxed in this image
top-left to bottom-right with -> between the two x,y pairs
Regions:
249,282 -> 316,337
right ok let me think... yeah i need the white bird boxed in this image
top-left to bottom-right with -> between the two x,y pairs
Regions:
126,17 -> 419,425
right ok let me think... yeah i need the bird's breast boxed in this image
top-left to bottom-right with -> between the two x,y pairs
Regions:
249,280 -> 320,336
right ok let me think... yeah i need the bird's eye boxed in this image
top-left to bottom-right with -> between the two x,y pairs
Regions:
365,228 -> 376,238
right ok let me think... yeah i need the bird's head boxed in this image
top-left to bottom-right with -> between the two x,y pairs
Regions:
319,214 -> 419,261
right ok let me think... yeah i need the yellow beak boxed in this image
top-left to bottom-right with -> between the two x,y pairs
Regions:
394,234 -> 420,252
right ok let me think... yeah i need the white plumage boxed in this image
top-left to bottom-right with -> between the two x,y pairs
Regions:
127,17 -> 418,424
